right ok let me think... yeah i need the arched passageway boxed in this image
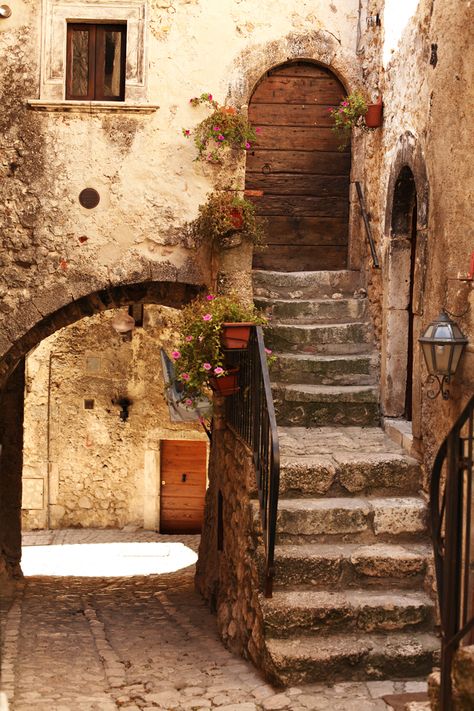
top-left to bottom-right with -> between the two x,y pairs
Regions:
0,280 -> 203,578
246,61 -> 351,272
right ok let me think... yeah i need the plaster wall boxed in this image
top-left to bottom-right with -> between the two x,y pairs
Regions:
0,0 -> 362,375
21,305 -> 207,531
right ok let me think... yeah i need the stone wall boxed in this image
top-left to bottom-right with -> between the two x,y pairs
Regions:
21,305 -> 208,531
428,645 -> 474,710
195,406 -> 265,667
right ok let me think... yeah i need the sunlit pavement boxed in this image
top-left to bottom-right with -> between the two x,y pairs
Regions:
0,529 -> 427,711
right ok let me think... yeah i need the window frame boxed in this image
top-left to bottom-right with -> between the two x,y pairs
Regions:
66,22 -> 127,102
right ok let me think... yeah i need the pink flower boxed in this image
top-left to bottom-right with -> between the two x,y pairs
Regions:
264,348 -> 272,355
208,93 -> 213,101
327,107 -> 334,112
213,126 -> 221,132
171,350 -> 181,359
185,335 -> 193,342
203,313 -> 212,321
255,127 -> 262,134
339,107 -> 345,113
206,294 -> 215,301
217,134 -> 225,141
245,142 -> 251,149
341,101 -> 349,107
213,366 -> 224,375
185,398 -> 193,406
183,129 -> 190,136
203,363 -> 212,371
181,373 -> 190,381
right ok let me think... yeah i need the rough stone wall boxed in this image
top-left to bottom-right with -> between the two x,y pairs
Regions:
195,408 -> 265,667
355,0 -> 474,465
428,645 -> 474,710
0,361 -> 25,579
21,305 -> 208,530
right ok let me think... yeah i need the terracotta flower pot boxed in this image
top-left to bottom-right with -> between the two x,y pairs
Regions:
230,208 -> 244,230
365,99 -> 383,128
221,322 -> 253,349
209,367 -> 240,396
221,107 -> 237,116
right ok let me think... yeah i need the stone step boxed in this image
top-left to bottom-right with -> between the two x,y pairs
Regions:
271,352 -> 377,386
253,270 -> 362,300
274,497 -> 428,544
272,542 -> 432,590
255,296 -> 367,324
267,322 -> 373,355
264,632 -> 440,685
273,383 -> 380,427
261,589 -> 435,637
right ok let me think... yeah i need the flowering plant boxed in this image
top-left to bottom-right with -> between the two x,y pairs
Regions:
329,91 -> 367,150
170,293 -> 266,408
183,92 -> 260,163
188,189 -> 266,247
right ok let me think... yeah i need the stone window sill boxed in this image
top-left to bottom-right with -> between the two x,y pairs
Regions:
27,100 -> 159,114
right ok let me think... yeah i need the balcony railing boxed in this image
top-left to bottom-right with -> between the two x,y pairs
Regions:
431,394 -> 474,710
225,325 -> 280,598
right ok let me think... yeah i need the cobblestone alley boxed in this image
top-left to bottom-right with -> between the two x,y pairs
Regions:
0,530 -> 428,711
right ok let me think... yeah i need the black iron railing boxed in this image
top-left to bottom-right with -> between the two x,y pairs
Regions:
355,181 -> 380,268
225,325 -> 280,598
431,394 -> 474,710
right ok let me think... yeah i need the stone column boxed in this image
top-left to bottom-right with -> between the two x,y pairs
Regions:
0,359 -> 25,578
216,235 -> 254,304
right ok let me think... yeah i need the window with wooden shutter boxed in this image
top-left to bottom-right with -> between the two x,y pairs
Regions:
66,23 -> 127,101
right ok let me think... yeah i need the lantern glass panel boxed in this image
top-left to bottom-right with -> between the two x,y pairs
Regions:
434,343 -> 451,374
421,342 -> 436,374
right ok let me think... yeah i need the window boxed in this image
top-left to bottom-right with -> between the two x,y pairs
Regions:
66,23 -> 126,101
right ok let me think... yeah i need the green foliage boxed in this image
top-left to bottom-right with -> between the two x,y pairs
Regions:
170,293 -> 265,408
329,91 -> 368,150
183,92 -> 259,163
188,189 -> 266,247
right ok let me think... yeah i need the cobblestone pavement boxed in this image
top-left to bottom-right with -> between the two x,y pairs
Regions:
0,529 -> 428,711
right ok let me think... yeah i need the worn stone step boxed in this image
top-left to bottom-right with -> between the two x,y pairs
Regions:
274,497 -> 428,544
271,352 -> 377,386
272,542 -> 431,590
264,632 -> 440,685
253,270 -> 362,300
255,296 -> 367,324
273,383 -> 380,427
267,322 -> 373,355
262,589 -> 435,637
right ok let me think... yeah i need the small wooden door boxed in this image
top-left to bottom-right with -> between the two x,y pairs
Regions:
160,440 -> 207,534
246,61 -> 351,271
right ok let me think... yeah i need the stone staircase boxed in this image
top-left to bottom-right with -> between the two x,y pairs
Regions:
253,269 -> 439,686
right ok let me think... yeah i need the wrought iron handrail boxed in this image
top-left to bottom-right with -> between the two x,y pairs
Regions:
225,325 -> 280,598
355,181 -> 380,268
431,394 -> 474,710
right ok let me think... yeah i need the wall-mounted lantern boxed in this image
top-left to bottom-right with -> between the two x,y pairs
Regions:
419,310 -> 468,400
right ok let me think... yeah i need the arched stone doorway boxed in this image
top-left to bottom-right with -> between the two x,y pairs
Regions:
0,279 -> 204,578
381,133 -> 429,442
246,60 -> 351,271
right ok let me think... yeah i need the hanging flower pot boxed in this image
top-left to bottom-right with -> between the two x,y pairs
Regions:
365,98 -> 383,128
229,207 -> 244,230
221,322 -> 253,349
209,367 -> 240,396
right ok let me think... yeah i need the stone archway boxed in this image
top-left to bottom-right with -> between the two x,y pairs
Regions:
381,133 -> 429,441
0,279 -> 203,578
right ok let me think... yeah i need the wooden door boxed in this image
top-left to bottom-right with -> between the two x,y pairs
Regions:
246,62 -> 350,271
160,440 -> 207,534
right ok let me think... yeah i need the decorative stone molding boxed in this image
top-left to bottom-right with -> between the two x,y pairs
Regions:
27,99 -> 159,113
39,0 -> 148,103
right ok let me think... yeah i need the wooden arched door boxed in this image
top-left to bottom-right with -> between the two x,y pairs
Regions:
246,62 -> 351,271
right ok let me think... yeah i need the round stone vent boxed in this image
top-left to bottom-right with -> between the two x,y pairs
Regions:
79,188 -> 100,209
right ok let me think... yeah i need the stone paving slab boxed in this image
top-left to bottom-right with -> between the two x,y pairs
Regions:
0,529 -> 429,710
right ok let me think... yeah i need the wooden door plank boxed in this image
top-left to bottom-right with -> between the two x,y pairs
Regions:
253,246 -> 347,271
251,76 -> 344,104
160,439 -> 207,535
249,102 -> 335,127
245,173 -> 349,197
245,149 -> 350,175
260,216 -> 348,245
252,126 -> 340,151
256,195 -> 349,218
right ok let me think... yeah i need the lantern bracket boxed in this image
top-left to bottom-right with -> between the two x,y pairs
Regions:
426,374 -> 451,401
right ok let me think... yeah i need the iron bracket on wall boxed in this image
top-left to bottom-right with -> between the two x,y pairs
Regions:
355,181 -> 380,268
